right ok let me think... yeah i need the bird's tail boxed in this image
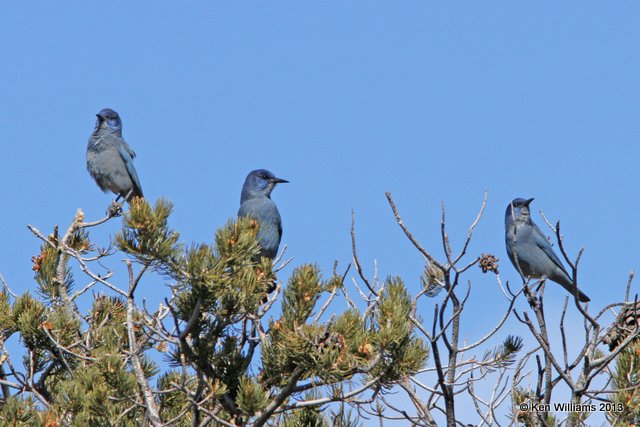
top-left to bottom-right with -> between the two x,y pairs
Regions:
551,271 -> 591,303
559,281 -> 590,303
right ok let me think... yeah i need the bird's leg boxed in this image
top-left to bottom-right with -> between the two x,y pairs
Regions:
122,189 -> 135,203
534,277 -> 548,294
525,277 -> 547,308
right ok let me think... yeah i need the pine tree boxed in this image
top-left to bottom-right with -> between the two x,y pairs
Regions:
0,199 -> 428,426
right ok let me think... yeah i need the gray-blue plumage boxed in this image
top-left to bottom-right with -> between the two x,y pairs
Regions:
238,169 -> 288,260
87,108 -> 143,202
505,198 -> 590,302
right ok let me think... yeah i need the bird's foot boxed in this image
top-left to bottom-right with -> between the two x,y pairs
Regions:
260,279 -> 278,304
107,201 -> 124,217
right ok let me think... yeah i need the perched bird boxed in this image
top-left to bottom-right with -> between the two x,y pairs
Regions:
87,108 -> 143,204
505,198 -> 590,302
238,169 -> 288,260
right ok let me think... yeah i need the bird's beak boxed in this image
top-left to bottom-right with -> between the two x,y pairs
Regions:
525,198 -> 534,206
96,113 -> 105,122
270,177 -> 289,184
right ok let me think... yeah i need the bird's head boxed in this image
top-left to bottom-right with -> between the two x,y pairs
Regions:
241,169 -> 288,201
95,108 -> 122,134
506,197 -> 534,224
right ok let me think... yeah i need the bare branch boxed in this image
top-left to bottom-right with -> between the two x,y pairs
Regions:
385,192 -> 444,270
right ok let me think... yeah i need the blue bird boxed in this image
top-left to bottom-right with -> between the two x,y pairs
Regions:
87,108 -> 143,204
505,198 -> 590,302
238,169 -> 288,260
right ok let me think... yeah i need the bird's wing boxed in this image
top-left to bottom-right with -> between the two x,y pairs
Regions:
531,223 -> 570,274
122,141 -> 137,159
117,143 -> 143,197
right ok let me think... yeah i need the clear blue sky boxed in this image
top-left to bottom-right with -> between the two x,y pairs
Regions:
2,2 -> 640,424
